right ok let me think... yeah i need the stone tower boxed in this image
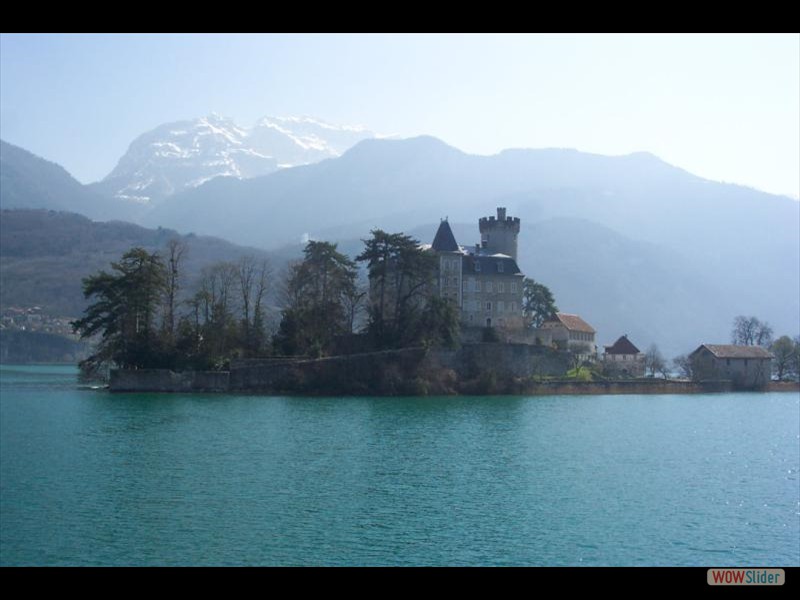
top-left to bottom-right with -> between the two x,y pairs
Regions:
478,207 -> 520,260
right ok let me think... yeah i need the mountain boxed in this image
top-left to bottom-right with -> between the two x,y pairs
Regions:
0,209 -> 273,318
89,114 -> 375,205
0,140 -> 138,221
141,136 -> 799,355
2,135 -> 797,358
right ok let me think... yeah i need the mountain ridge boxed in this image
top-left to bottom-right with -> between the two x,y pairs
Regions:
87,114 -> 376,204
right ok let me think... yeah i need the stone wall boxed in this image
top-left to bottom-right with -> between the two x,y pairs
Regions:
518,379 -> 732,396
430,343 -> 569,379
110,369 -> 230,393
229,348 -> 429,395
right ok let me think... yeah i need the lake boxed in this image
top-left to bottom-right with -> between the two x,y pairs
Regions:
1,364 -> 798,566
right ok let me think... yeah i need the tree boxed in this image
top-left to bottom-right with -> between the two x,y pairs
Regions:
72,247 -> 167,375
644,344 -> 667,378
672,354 -> 693,379
274,241 -> 358,356
342,280 -> 368,334
356,230 -> 437,348
732,315 -> 773,347
236,255 -> 271,357
522,278 -> 558,328
792,336 -> 800,381
162,238 -> 187,340
771,336 -> 798,381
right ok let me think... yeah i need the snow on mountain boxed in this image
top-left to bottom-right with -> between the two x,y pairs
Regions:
93,114 -> 375,204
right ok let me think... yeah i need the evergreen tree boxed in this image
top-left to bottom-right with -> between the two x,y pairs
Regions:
72,248 -> 167,375
522,278 -> 558,328
274,241 -> 358,356
357,230 -> 437,347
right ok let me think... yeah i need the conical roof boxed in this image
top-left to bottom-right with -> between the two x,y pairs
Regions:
432,219 -> 459,252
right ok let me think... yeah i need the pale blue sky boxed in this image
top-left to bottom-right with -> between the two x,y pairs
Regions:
1,33 -> 798,198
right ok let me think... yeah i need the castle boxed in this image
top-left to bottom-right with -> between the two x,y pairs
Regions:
428,207 -> 525,330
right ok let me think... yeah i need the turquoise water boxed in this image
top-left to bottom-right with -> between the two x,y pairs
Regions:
1,364 -> 798,566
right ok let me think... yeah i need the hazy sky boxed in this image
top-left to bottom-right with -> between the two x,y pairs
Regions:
1,33 -> 798,198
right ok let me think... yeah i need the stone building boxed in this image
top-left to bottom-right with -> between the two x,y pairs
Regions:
602,334 -> 645,377
538,312 -> 597,354
429,208 -> 525,330
688,344 -> 773,388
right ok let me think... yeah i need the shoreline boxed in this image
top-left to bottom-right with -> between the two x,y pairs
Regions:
107,367 -> 800,396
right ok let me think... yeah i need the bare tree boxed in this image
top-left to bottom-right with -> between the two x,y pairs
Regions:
342,281 -> 367,334
732,315 -> 773,347
771,336 -> 797,381
162,238 -> 188,338
672,354 -> 693,379
645,344 -> 666,378
237,256 -> 271,356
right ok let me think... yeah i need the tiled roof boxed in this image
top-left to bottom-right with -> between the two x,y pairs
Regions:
691,344 -> 774,359
431,220 -> 460,252
547,313 -> 596,333
605,335 -> 640,355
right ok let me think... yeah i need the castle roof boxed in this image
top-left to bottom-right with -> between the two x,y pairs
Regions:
462,253 -> 522,276
604,335 -> 641,355
690,344 -> 774,359
546,313 -> 596,333
431,219 -> 460,252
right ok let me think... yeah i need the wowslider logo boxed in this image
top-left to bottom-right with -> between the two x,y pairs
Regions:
707,568 -> 785,585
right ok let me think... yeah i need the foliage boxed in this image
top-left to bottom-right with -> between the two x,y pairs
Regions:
770,336 -> 799,381
522,278 -> 558,328
566,366 -> 593,381
72,243 -> 275,375
356,229 -> 444,349
274,241 -> 357,357
72,247 -> 168,374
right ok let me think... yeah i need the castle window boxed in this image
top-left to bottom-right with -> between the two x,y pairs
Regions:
485,301 -> 492,312
498,301 -> 505,313
511,283 -> 517,293
498,282 -> 504,293
497,262 -> 504,273
475,262 -> 481,272
486,282 -> 493,293
510,302 -> 516,312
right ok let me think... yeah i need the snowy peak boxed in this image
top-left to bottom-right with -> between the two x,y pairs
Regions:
95,114 -> 375,204
249,116 -> 374,168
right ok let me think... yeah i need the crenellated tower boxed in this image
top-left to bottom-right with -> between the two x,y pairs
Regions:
478,207 -> 520,260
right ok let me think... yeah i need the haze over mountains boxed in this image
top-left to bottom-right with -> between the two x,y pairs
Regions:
1,117 -> 798,358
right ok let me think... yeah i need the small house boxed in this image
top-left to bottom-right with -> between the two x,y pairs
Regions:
539,312 -> 596,354
602,335 -> 645,377
688,344 -> 773,388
